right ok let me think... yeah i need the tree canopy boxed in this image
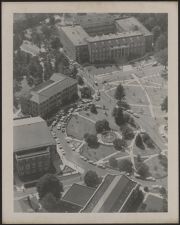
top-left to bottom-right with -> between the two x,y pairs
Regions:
113,138 -> 126,151
118,159 -> 133,173
84,170 -> 100,187
161,96 -> 168,113
36,173 -> 63,200
112,107 -> 124,126
90,104 -> 97,114
135,134 -> 145,150
121,126 -> 134,140
109,157 -> 118,168
114,84 -> 125,101
137,163 -> 150,178
84,133 -> 98,148
95,119 -> 110,133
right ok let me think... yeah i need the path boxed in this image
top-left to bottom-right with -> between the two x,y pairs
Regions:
131,73 -> 155,118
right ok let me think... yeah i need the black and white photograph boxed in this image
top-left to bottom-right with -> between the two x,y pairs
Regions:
2,1 -> 178,224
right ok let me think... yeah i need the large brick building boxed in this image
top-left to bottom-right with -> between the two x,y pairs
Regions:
13,117 -> 57,179
21,73 -> 78,118
59,15 -> 153,64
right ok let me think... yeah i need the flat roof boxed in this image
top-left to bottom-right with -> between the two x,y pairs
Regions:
87,31 -> 142,42
62,183 -> 96,207
60,25 -> 89,46
20,40 -> 40,56
13,117 -> 56,152
116,17 -> 152,36
75,13 -> 115,28
81,174 -> 137,213
30,73 -> 77,104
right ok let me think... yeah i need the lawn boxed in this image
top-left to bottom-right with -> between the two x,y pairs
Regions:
107,86 -> 148,105
146,87 -> 167,106
145,155 -> 167,179
66,115 -> 96,140
133,144 -> 159,157
80,143 -> 118,162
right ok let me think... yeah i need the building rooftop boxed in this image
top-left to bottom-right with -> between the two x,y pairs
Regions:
81,174 -> 138,213
30,73 -> 77,104
87,31 -> 142,42
75,13 -> 118,28
115,17 -> 152,36
13,116 -> 56,152
60,25 -> 89,46
62,183 -> 96,208
20,40 -> 40,56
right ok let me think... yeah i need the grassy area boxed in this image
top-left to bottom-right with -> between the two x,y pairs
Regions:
146,87 -> 167,106
145,155 -> 167,179
66,115 -> 96,140
80,143 -> 118,162
133,144 -> 159,156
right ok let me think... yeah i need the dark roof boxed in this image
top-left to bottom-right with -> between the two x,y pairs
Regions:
13,117 -> 56,152
81,174 -> 137,213
62,183 -> 96,207
115,17 -> 152,36
30,73 -> 77,104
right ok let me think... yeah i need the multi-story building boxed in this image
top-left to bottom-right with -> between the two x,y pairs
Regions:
21,73 -> 78,118
58,15 -> 152,64
58,25 -> 90,63
115,17 -> 153,52
87,31 -> 146,63
13,117 -> 57,179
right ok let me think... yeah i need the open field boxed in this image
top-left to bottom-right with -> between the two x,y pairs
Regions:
66,115 -> 96,140
80,143 -> 118,162
146,87 -> 167,106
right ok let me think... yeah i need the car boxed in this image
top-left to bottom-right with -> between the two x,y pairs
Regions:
83,157 -> 87,161
72,147 -> 75,151
152,62 -> 158,66
62,129 -> 65,133
58,145 -> 62,149
126,109 -> 133,114
80,156 -> 84,160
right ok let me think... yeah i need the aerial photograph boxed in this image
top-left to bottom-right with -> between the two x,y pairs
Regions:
13,13 -> 168,213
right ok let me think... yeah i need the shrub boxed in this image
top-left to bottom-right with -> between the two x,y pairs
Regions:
109,157 -> 118,168
113,138 -> 126,151
118,159 -> 133,173
84,170 -> 100,187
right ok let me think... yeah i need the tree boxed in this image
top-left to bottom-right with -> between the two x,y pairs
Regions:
154,48 -> 168,68
80,86 -> 92,99
117,100 -> 130,110
113,138 -> 126,151
84,133 -> 98,148
160,187 -> 167,199
161,96 -> 168,113
137,163 -> 150,178
51,37 -> 62,50
142,133 -> 155,149
144,186 -> 149,192
41,25 -> 52,39
84,170 -> 100,187
90,104 -> 97,114
77,75 -> 84,85
112,107 -> 124,126
40,192 -> 58,212
154,33 -> 167,52
135,134 -> 145,150
118,159 -> 133,173
151,25 -> 161,42
121,126 -> 134,140
95,119 -> 110,133
109,157 -> 118,168
36,173 -> 63,200
114,84 -> 125,101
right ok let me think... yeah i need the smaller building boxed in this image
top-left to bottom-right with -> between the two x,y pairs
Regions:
21,73 -> 78,118
20,40 -> 40,56
13,117 -> 57,179
62,183 -> 96,210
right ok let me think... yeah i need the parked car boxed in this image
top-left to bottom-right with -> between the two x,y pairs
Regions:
62,129 -> 65,133
133,113 -> 140,118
